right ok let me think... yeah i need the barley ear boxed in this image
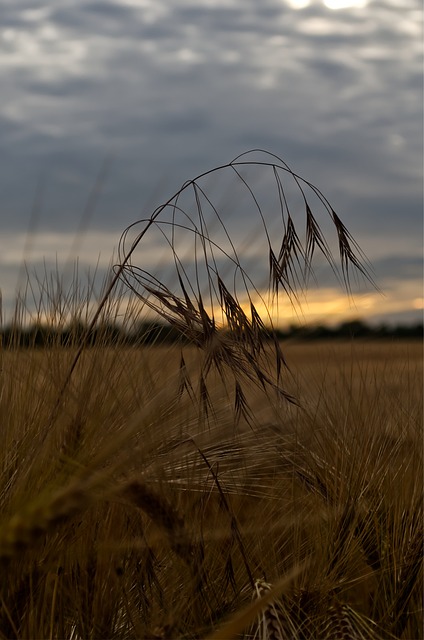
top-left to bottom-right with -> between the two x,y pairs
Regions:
205,563 -> 307,640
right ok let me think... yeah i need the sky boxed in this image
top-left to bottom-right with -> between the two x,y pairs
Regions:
0,0 -> 422,328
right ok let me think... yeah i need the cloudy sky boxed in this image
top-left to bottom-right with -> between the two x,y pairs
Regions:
1,0 -> 422,327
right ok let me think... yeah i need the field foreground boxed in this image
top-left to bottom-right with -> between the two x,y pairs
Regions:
0,340 -> 422,639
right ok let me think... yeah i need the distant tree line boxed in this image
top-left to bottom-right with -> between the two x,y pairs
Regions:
0,319 -> 422,349
274,319 -> 424,341
0,321 -> 184,349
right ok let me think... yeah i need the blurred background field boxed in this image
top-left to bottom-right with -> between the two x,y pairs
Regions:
0,336 -> 422,639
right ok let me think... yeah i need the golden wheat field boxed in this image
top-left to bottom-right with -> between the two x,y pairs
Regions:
0,338 -> 422,640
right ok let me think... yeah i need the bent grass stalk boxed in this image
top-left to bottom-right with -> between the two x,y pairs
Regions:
45,149 -> 374,435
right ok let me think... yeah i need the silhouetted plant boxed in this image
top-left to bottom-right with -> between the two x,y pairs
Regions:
116,149 -> 374,413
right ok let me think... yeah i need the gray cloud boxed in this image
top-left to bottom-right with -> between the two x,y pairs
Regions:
0,0 -> 422,321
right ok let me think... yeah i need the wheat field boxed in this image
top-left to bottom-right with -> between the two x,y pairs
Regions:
0,337 -> 422,639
